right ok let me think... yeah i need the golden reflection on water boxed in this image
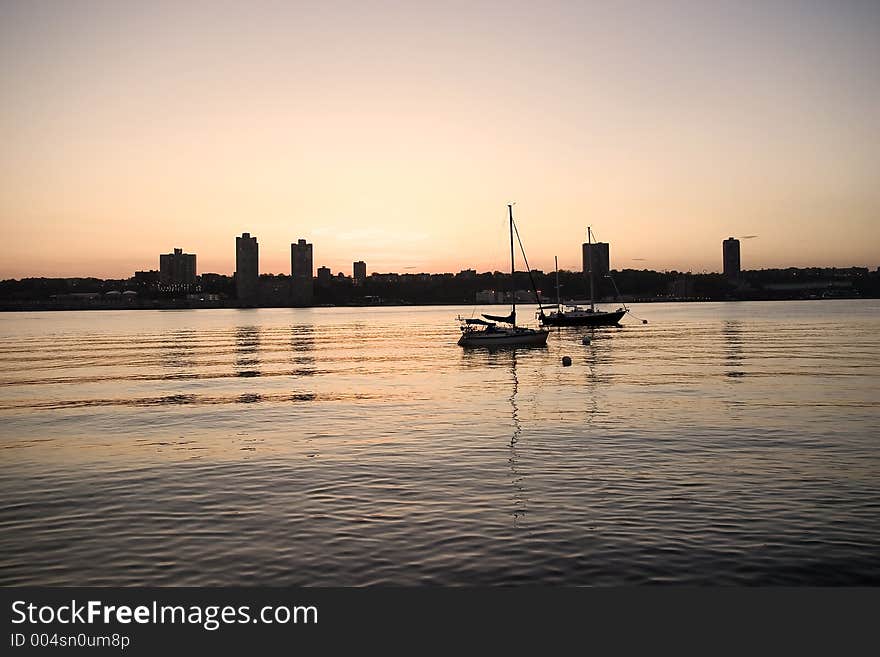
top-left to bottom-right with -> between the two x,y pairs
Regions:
0,302 -> 879,585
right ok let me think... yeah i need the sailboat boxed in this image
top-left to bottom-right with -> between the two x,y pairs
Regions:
539,227 -> 627,327
458,205 -> 549,347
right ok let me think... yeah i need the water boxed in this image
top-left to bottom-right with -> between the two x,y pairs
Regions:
1,300 -> 878,585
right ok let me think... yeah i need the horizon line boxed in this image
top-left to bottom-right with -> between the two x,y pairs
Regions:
3,263 -> 879,283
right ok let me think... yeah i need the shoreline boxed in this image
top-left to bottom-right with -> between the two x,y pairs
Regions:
0,295 -> 871,312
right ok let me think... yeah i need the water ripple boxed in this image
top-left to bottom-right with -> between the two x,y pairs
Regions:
1,301 -> 879,585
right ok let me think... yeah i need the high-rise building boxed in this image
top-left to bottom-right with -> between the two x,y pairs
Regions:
353,261 -> 367,283
316,266 -> 332,286
291,239 -> 314,305
235,232 -> 259,304
159,248 -> 196,289
582,241 -> 610,279
723,237 -> 741,279
291,239 -> 313,279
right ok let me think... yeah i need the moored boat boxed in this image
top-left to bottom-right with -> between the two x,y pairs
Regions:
458,318 -> 550,347
539,228 -> 628,327
541,306 -> 627,327
458,205 -> 549,348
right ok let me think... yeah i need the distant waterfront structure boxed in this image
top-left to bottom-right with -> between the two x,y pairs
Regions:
235,233 -> 259,304
133,270 -> 159,291
316,266 -> 332,286
159,248 -> 196,290
353,260 -> 367,283
370,272 -> 399,283
723,237 -> 741,280
669,275 -> 695,298
582,241 -> 610,279
475,290 -> 498,304
291,239 -> 314,306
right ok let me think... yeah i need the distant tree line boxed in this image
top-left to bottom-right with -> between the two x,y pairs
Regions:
1,266 -> 877,310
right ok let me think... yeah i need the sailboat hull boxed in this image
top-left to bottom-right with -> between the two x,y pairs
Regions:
458,328 -> 549,348
540,309 -> 627,327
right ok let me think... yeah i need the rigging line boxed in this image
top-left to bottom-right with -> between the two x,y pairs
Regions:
606,273 -> 628,311
511,218 -> 545,307
605,275 -> 650,323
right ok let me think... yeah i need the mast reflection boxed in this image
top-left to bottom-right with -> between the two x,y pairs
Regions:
234,325 -> 261,378
508,350 -> 528,527
582,328 -> 605,424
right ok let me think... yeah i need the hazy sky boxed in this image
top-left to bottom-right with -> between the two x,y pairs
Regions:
1,0 -> 878,278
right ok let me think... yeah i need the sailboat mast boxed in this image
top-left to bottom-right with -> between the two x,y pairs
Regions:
588,226 -> 595,311
555,256 -> 560,309
509,204 -> 516,328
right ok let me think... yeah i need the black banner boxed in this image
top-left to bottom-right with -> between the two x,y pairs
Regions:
1,588 -> 877,654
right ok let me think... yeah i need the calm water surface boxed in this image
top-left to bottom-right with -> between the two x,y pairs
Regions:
1,300 -> 878,585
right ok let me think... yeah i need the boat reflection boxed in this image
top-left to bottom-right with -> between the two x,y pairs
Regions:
290,325 -> 315,376
161,329 -> 197,370
581,327 -> 611,425
234,326 -> 261,377
723,320 -> 745,380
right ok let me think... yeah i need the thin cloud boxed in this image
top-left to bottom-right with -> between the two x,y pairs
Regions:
327,228 -> 430,243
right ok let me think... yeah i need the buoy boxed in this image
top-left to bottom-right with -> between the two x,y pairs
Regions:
562,356 -> 572,366
582,336 -> 591,345
642,319 -> 648,324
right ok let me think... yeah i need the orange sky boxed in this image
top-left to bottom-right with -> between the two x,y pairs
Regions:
1,1 -> 878,279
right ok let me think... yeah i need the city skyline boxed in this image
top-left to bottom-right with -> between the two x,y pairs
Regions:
3,229 -> 878,282
2,1 -> 879,278
3,218 -> 879,279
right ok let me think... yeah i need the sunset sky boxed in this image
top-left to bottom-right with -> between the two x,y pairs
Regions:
1,0 -> 878,279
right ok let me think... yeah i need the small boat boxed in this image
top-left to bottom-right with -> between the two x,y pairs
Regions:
540,304 -> 627,327
458,317 -> 551,347
458,205 -> 549,348
539,227 -> 628,327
